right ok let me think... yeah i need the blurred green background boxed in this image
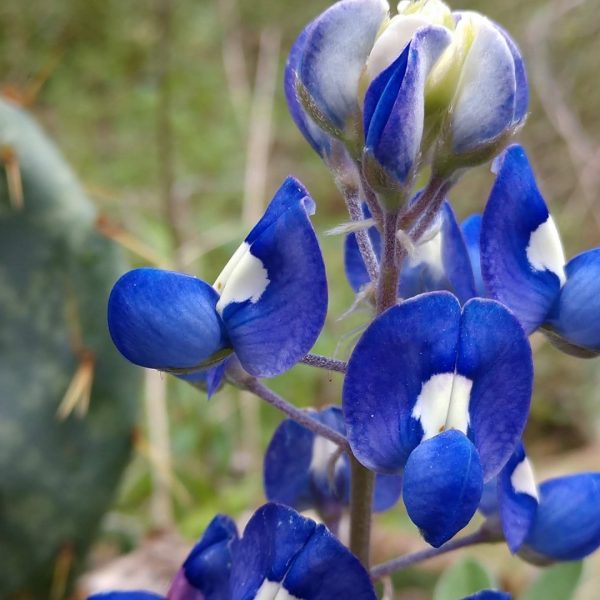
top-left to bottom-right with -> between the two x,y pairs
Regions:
1,0 -> 599,598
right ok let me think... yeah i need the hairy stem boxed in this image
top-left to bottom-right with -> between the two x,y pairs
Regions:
375,210 -> 400,313
301,353 -> 347,373
239,375 -> 350,451
340,182 -> 380,283
370,527 -> 497,580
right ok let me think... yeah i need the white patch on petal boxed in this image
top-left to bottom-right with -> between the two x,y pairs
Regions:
511,457 -> 539,500
214,242 -> 270,314
412,372 -> 474,440
444,374 -> 473,434
408,230 -> 444,278
412,373 -> 455,440
254,580 -> 302,600
365,15 -> 428,81
309,435 -> 340,477
526,216 -> 567,286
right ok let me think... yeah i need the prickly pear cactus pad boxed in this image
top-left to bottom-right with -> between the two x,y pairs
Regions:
0,98 -> 140,597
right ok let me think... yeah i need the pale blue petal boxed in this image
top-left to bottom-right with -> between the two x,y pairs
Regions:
299,0 -> 388,129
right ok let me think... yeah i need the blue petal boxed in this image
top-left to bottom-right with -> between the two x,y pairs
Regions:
230,503 -> 376,600
179,515 -> 238,599
402,430 -> 483,547
176,358 -> 230,398
461,214 -> 486,297
458,298 -> 533,480
88,594 -> 163,600
230,503 -> 316,598
497,443 -> 538,553
264,407 -> 401,514
481,145 -> 564,333
545,249 -> 600,356
281,524 -> 376,600
343,292 -> 462,473
479,479 -> 499,517
462,592 -> 511,600
299,0 -> 388,130
284,24 -> 332,157
524,474 -> 600,562
264,412 -> 324,511
452,19 -> 517,153
108,268 -> 230,371
496,25 -> 528,125
441,202 -> 477,304
364,26 -> 452,182
218,177 -> 328,377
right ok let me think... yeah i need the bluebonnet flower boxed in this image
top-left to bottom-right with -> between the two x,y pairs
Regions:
264,406 -> 402,523
345,201 -> 476,303
108,177 -> 328,386
285,0 -> 527,184
481,443 -> 600,564
89,504 -> 377,600
343,291 -> 533,546
480,144 -> 600,357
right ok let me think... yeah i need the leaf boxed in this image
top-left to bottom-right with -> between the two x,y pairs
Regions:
521,562 -> 583,600
433,557 -> 495,600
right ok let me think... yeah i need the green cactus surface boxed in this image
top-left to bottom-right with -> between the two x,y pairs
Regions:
0,98 -> 140,598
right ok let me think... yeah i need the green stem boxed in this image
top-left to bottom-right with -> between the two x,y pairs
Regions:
375,210 -> 400,313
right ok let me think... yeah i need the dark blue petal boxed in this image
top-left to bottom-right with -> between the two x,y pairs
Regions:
88,594 -> 163,600
177,515 -> 238,600
497,443 -> 538,553
230,503 -> 376,599
284,24 -> 332,157
452,20 -> 517,154
217,177 -> 328,377
458,299 -> 533,480
441,202 -> 477,304
545,249 -> 600,356
264,407 -> 401,514
462,214 -> 486,297
365,26 -> 452,182
176,358 -> 230,398
299,0 -> 388,130
524,474 -> 600,562
481,145 -> 565,333
282,525 -> 376,600
343,292 -> 462,473
479,479 -> 499,517
402,430 -> 483,547
264,413 -> 323,511
462,592 -> 511,600
108,268 -> 230,370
